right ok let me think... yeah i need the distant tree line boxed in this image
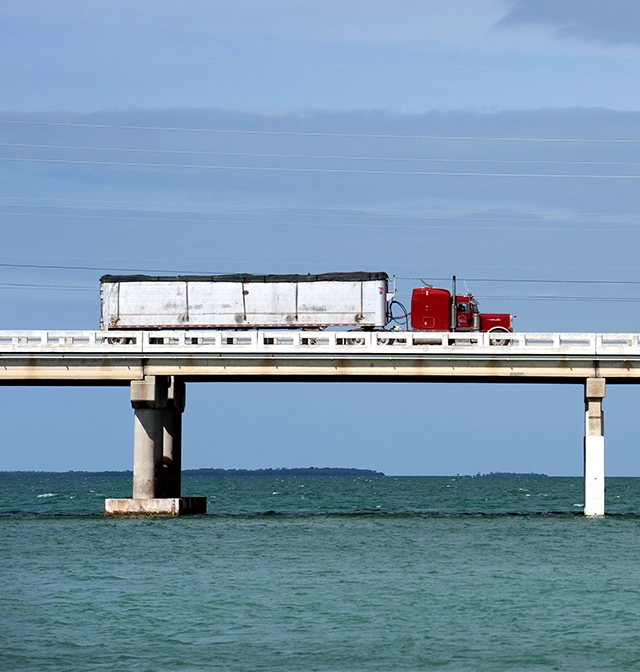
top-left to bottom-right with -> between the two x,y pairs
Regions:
184,467 -> 385,476
480,472 -> 548,478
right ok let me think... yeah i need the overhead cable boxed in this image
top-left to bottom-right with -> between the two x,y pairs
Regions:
2,141 -> 640,168
1,119 -> 640,144
1,156 -> 640,179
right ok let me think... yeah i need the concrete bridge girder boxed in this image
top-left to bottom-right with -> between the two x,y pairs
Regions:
3,354 -> 640,382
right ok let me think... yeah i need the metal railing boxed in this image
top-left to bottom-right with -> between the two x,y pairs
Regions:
1,330 -> 640,356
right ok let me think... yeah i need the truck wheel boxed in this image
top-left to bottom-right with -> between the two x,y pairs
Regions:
488,327 -> 510,346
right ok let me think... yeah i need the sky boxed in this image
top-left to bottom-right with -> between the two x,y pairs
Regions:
2,0 -> 640,477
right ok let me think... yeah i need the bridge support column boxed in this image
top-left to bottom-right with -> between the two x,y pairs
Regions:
160,377 -> 185,498
584,377 -> 605,516
104,376 -> 206,516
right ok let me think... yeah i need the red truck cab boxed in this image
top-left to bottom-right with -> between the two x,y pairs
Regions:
410,282 -> 512,333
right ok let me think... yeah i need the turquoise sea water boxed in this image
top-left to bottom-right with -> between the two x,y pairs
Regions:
3,473 -> 640,671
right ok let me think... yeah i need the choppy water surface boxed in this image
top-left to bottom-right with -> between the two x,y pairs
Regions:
3,473 -> 640,671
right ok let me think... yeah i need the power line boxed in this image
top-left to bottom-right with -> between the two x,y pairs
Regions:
4,260 -> 640,289
0,276 -> 636,302
2,118 -> 640,144
401,277 -> 640,286
5,256 -> 640,274
477,296 -> 640,302
0,282 -> 93,291
0,262 -> 207,274
2,141 -> 640,168
2,155 -> 640,179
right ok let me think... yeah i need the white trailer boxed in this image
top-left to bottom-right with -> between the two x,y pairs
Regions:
100,272 -> 389,330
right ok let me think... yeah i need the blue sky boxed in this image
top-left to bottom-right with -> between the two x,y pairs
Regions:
3,1 -> 640,111
2,1 -> 640,476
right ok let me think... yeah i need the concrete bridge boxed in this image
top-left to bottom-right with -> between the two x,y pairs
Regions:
3,328 -> 639,516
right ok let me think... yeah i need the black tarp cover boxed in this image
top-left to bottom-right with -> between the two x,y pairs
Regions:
101,272 -> 388,284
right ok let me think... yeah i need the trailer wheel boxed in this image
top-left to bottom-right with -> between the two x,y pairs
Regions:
106,336 -> 134,345
487,327 -> 510,346
345,329 -> 366,346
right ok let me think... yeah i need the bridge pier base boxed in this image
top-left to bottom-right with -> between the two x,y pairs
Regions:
584,377 -> 605,516
104,376 -> 206,516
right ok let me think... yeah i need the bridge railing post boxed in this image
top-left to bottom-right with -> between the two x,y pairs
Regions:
584,377 -> 605,516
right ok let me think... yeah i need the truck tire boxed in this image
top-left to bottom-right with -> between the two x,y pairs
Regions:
487,326 -> 510,346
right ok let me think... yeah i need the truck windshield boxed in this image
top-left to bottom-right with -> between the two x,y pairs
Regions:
472,301 -> 479,313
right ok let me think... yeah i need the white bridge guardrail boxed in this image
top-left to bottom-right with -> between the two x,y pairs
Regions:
1,330 -> 640,356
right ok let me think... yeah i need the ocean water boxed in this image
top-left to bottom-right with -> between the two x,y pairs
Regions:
3,473 -> 640,671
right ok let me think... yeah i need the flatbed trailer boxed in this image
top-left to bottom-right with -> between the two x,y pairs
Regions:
100,272 -> 390,330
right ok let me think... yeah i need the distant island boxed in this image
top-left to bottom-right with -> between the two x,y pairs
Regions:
479,472 -> 548,478
184,467 -> 385,476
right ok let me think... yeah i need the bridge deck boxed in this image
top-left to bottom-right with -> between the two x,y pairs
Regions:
1,330 -> 640,383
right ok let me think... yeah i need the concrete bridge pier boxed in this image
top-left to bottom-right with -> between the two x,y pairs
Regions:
160,377 -> 185,498
104,375 -> 206,516
584,377 -> 605,516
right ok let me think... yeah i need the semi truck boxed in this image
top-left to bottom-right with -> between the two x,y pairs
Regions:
100,272 -> 513,334
410,276 -> 512,334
